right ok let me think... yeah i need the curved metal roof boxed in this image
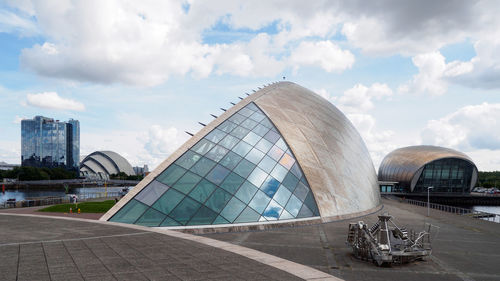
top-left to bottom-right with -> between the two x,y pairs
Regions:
378,145 -> 477,191
80,151 -> 135,176
102,82 -> 380,222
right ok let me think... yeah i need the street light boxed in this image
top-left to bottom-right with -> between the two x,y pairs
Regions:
427,186 -> 434,217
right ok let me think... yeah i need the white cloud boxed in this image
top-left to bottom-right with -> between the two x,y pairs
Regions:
337,83 -> 392,113
290,40 -> 354,73
0,9 -> 38,36
399,51 -> 473,95
421,102 -> 500,151
25,92 -> 85,111
144,125 -> 186,163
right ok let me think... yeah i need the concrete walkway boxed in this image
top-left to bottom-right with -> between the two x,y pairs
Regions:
0,213 -> 336,281
206,198 -> 500,281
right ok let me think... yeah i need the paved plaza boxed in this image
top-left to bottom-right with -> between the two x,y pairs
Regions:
1,197 -> 500,280
207,198 -> 500,281
0,213 -> 332,281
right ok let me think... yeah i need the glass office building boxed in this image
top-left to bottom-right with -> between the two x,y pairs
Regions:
102,82 -> 381,227
378,145 -> 478,193
21,116 -> 80,172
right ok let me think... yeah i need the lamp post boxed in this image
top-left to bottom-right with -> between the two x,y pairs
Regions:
427,186 -> 434,217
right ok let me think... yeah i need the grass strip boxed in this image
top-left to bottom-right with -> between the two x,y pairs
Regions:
38,200 -> 116,213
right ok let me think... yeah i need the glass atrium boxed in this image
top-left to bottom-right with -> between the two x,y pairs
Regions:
414,158 -> 475,193
110,102 -> 320,226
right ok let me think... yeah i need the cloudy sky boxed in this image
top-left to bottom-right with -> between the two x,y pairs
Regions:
1,0 -> 500,171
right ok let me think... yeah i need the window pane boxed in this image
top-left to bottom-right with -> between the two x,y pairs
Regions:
219,151 -> 242,170
229,113 -> 246,124
248,167 -> 268,187
135,180 -> 169,206
245,102 -> 259,111
294,181 -> 309,201
205,145 -> 229,162
285,194 -> 302,217
273,185 -> 292,207
220,197 -> 246,223
175,150 -> 202,170
192,139 -> 216,155
279,209 -> 294,220
234,206 -> 260,223
152,188 -> 185,215
233,159 -> 256,178
263,200 -> 283,221
289,162 -> 303,179
160,217 -> 180,226
235,181 -> 258,204
243,131 -> 261,146
220,172 -> 245,195
190,157 -> 217,177
275,138 -> 287,150
264,130 -> 280,144
205,188 -> 232,213
233,140 -> 252,157
240,118 -> 258,130
253,123 -> 270,137
205,165 -> 231,185
260,118 -> 273,128
304,192 -> 319,216
248,190 -> 271,213
279,153 -> 295,170
260,176 -> 280,198
239,107 -> 254,117
255,138 -> 273,154
245,147 -> 265,165
249,111 -> 266,123
213,215 -> 230,225
172,171 -> 202,195
205,128 -> 227,144
267,145 -> 285,162
270,164 -> 288,182
188,179 -> 216,204
297,204 -> 314,218
230,126 -> 250,139
136,208 -> 167,227
257,155 -> 277,173
109,199 -> 148,224
219,120 -> 237,133
156,164 -> 186,186
219,134 -> 240,150
187,206 -> 218,225
169,197 -> 201,225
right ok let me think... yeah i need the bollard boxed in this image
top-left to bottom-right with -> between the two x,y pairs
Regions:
78,208 -> 81,214
69,207 -> 72,213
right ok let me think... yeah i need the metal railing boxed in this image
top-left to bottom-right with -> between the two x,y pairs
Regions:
1,191 -> 123,209
403,198 -> 500,223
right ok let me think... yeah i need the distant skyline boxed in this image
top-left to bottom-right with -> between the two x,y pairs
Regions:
1,1 -> 500,171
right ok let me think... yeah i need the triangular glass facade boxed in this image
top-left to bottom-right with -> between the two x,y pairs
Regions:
110,102 -> 320,226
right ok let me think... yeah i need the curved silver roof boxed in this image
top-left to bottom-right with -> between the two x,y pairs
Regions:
378,145 -> 478,191
80,151 -> 135,176
102,82 -> 380,222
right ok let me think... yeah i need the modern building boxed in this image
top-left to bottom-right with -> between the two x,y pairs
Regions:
21,116 -> 80,172
133,165 -> 149,176
378,145 -> 478,193
101,82 -> 380,227
80,151 -> 136,180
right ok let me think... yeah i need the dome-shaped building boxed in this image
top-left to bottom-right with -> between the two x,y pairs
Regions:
101,82 -> 380,227
80,151 -> 136,180
378,145 -> 478,193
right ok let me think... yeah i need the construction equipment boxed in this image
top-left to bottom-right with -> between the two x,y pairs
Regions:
346,213 -> 432,266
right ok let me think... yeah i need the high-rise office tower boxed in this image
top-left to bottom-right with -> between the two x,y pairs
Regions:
21,116 -> 80,172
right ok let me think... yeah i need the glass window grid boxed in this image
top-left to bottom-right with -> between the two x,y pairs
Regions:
115,101 -> 320,226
